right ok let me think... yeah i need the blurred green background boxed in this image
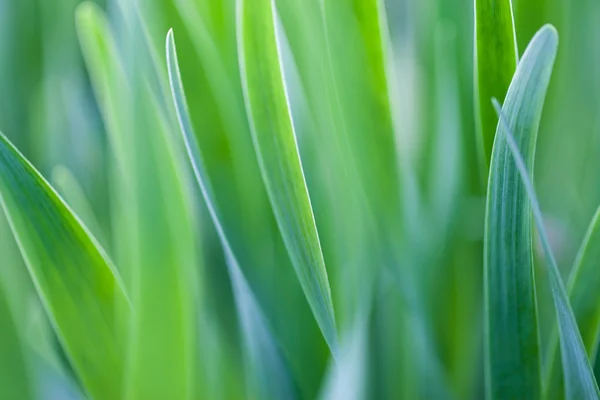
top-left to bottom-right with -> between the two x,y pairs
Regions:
0,0 -> 599,398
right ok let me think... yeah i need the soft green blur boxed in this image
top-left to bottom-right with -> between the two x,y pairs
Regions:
0,0 -> 599,399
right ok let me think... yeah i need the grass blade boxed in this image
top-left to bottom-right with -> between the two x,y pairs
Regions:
52,165 -> 107,250
0,283 -> 33,400
167,29 -> 297,400
484,25 -> 557,399
546,204 -> 600,396
567,205 -> 600,356
492,97 -> 600,399
475,0 -> 518,171
0,132 -> 130,399
77,4 -> 199,398
237,0 -> 337,353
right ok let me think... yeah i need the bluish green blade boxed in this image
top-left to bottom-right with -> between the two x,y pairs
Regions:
492,97 -> 600,399
475,0 -> 518,172
484,25 -> 557,399
237,0 -> 337,353
0,131 -> 130,399
546,205 -> 600,397
167,29 -> 297,400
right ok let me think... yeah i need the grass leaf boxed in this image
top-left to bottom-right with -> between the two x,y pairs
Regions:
0,131 -> 130,399
492,96 -> 600,399
52,165 -> 107,250
237,0 -> 337,353
484,24 -> 557,399
545,204 -> 600,396
0,283 -> 33,400
167,29 -> 297,400
77,3 -> 199,398
475,0 -> 518,171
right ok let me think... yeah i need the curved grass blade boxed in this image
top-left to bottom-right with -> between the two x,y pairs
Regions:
475,0 -> 518,172
545,204 -> 600,397
567,205 -> 600,356
484,25 -> 557,399
492,98 -> 600,399
0,283 -> 33,400
77,4 -> 199,398
237,0 -> 337,353
0,132 -> 130,399
167,29 -> 297,400
318,309 -> 370,400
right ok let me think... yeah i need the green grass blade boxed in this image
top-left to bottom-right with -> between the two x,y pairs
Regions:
567,205 -> 600,357
0,132 -> 130,399
0,283 -> 33,400
77,4 -> 199,398
237,0 -> 337,353
484,25 -> 557,399
475,0 -> 518,172
52,165 -> 107,250
545,204 -> 600,397
492,97 -> 600,399
167,29 -> 297,400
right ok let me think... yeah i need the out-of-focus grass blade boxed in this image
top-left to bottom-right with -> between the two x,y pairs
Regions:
77,4 -> 199,398
0,283 -> 33,400
52,165 -> 107,250
237,0 -> 337,353
0,132 -> 129,399
484,25 -> 557,399
492,97 -> 600,399
318,307 -> 370,400
567,205 -> 600,356
167,29 -> 297,400
475,0 -> 518,171
546,205 -> 600,397
75,2 -> 137,284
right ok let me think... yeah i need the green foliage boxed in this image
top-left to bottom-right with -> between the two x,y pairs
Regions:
0,132 -> 129,399
238,0 -> 337,354
484,25 -> 557,399
167,28 -> 297,400
493,95 -> 600,399
1,0 -> 600,399
475,0 -> 518,173
546,204 -> 600,397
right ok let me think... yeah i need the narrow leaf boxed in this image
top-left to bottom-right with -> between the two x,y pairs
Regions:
0,283 -> 33,400
493,97 -> 600,399
546,205 -> 600,396
77,4 -> 199,398
484,25 -> 557,399
167,29 -> 297,400
0,132 -> 129,399
52,165 -> 107,249
237,0 -> 337,354
475,0 -> 518,171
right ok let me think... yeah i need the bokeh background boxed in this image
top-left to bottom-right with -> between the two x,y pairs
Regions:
0,0 -> 599,398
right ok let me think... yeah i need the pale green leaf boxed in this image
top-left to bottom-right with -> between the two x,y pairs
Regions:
237,0 -> 337,353
77,3 -> 199,398
484,25 -> 557,399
